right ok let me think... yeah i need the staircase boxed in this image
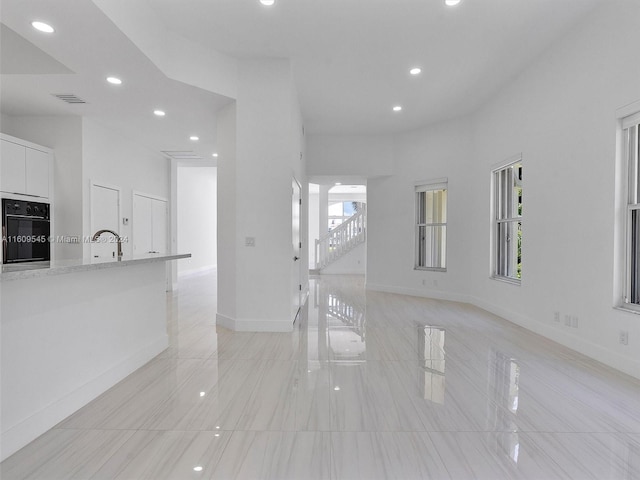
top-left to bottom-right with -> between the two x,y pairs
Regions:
315,205 -> 366,270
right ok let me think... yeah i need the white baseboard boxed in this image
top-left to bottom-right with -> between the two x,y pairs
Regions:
216,313 -> 293,332
365,282 -> 640,382
0,335 -> 168,462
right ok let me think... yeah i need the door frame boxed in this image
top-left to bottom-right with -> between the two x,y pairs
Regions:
292,176 -> 303,322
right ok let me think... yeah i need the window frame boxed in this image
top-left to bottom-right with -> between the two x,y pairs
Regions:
491,156 -> 523,285
414,178 -> 448,272
621,111 -> 640,311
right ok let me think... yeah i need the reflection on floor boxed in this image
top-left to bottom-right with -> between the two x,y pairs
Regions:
2,272 -> 640,479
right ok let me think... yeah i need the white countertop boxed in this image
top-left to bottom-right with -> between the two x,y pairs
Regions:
0,253 -> 191,281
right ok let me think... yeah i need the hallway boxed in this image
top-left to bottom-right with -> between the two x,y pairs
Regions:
2,272 -> 640,479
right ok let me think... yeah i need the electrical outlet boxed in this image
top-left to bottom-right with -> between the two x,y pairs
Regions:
571,316 -> 579,328
422,279 -> 426,286
619,330 -> 629,345
564,315 -> 571,327
554,311 -> 560,322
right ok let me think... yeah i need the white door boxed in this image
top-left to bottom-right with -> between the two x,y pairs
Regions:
133,193 -> 167,255
91,184 -> 120,259
151,199 -> 167,254
133,194 -> 152,255
292,178 -> 302,322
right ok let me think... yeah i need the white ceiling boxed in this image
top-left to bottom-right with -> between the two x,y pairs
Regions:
0,0 -> 604,157
148,0 -> 603,134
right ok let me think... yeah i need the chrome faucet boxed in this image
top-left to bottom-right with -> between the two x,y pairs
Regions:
92,229 -> 123,259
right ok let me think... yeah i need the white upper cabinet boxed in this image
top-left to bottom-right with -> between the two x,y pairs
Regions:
25,147 -> 50,198
0,136 -> 52,199
1,139 -> 27,195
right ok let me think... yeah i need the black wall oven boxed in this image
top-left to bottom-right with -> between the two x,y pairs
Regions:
2,199 -> 51,264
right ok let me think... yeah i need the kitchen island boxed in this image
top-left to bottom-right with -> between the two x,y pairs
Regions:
0,253 -> 190,461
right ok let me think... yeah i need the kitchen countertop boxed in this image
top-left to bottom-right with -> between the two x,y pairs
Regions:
0,253 -> 191,281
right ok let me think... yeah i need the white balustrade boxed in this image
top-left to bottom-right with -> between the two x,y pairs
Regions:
315,205 -> 367,269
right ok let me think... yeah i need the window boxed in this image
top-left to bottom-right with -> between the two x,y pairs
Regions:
492,159 -> 522,282
623,112 -> 640,306
328,201 -> 363,231
415,180 -> 447,270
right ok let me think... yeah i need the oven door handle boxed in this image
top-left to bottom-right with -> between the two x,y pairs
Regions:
4,214 -> 50,220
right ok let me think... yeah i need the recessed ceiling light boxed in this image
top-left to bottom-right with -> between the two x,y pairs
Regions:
212,153 -> 219,157
190,136 -> 199,141
445,0 -> 461,6
31,21 -> 54,33
260,0 -> 275,5
335,182 -> 342,186
410,67 -> 422,75
154,110 -> 166,117
393,105 -> 403,112
106,77 -> 122,85
193,466 -> 203,472
334,386 -> 341,391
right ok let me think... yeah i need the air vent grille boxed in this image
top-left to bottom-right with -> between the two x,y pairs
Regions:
52,93 -> 87,104
161,151 -> 204,160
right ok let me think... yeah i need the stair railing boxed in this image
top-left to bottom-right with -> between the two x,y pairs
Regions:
315,205 -> 366,269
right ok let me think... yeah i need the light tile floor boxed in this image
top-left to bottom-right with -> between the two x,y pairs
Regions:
2,272 -> 640,479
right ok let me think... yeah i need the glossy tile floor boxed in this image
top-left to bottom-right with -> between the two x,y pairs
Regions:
3,273 -> 640,479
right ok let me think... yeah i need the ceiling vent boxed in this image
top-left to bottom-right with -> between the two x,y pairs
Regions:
52,93 -> 87,104
161,151 -> 204,160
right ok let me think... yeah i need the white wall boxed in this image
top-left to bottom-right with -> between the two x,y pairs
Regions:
217,59 -> 306,332
0,113 -> 13,130
0,115 -> 83,260
81,119 -> 170,258
328,191 -> 367,205
365,0 -> 640,380
177,166 -> 217,276
307,134 -> 394,178
216,103 -> 237,323
366,118 -> 472,302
